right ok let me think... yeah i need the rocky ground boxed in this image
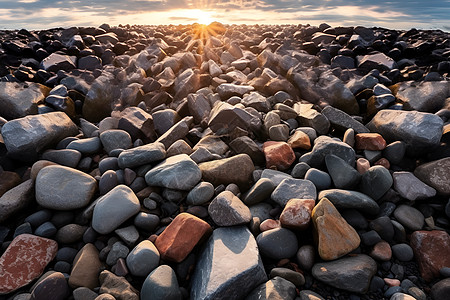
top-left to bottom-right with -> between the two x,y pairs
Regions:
0,22 -> 449,300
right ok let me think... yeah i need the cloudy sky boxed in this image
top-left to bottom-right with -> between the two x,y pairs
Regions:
0,0 -> 449,30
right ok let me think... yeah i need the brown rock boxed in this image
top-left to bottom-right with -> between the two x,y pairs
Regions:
312,198 -> 361,260
410,230 -> 450,282
280,199 -> 315,230
263,141 -> 296,171
374,158 -> 390,169
384,278 -> 400,287
0,171 -> 21,197
155,213 -> 212,263
370,241 -> 392,261
355,133 -> 387,151
357,158 -> 370,174
69,243 -> 102,289
0,234 -> 58,295
287,131 -> 311,150
260,219 -> 281,232
99,270 -> 139,300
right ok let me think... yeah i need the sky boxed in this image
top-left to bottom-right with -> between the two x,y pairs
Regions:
0,0 -> 449,31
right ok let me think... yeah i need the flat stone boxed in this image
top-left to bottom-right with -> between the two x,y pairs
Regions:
0,82 -> 47,120
280,198 -> 315,230
208,191 -> 252,226
393,172 -> 436,200
30,271 -> 69,300
260,169 -> 292,186
271,178 -> 316,207
246,277 -> 296,300
99,270 -> 139,300
141,265 -> 181,300
126,240 -> 160,277
414,157 -> 450,195
36,165 -> 97,210
193,135 -> 229,156
299,136 -> 355,168
243,178 -> 276,206
100,130 -> 132,154
393,205 -> 424,231
155,213 -> 212,262
322,106 -> 369,134
155,117 -> 192,149
40,53 -> 76,72
41,149 -> 82,168
0,234 -> 58,295
208,101 -> 261,135
191,227 -> 267,300
118,142 -> 166,169
357,52 -> 395,70
312,254 -> 377,293
0,179 -> 34,223
360,166 -> 393,201
67,137 -> 102,155
263,141 -> 296,171
325,154 -> 361,189
312,198 -> 361,260
304,168 -> 331,190
396,80 -> 450,113
318,189 -> 379,215
145,154 -> 201,191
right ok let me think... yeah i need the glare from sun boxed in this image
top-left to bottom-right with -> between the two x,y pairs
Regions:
193,9 -> 214,25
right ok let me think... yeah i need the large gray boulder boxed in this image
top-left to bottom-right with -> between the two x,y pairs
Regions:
0,82 -> 48,120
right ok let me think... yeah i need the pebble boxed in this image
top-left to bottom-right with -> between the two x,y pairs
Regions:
393,172 -> 436,200
243,178 -> 276,205
431,278 -> 450,300
304,168 -> 332,190
391,243 -> 414,262
393,205 -> 424,231
359,166 -> 393,201
208,191 -> 252,226
271,178 -> 317,207
141,265 -> 182,300
263,141 -> 296,171
30,271 -> 69,300
246,277 -> 296,300
99,270 -> 139,300
99,129 -> 132,154
280,198 -> 315,230
256,227 -> 298,260
186,181 -> 215,205
325,154 -> 361,189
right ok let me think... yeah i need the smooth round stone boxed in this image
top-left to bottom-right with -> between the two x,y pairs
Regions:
106,242 -> 129,266
243,178 -> 275,205
256,228 -> 298,260
304,168 -> 331,190
385,286 -> 403,298
369,216 -> 394,242
325,154 -> 361,189
99,157 -> 119,174
393,205 -> 424,231
383,141 -> 406,165
24,210 -> 52,228
56,247 -> 78,263
56,224 -> 87,244
54,261 -> 71,273
407,287 -> 426,300
99,129 -> 132,154
99,170 -> 118,195
360,166 -> 393,201
34,221 -> 57,238
51,211 -> 74,228
361,230 -> 382,246
270,267 -> 305,286
370,276 -> 385,292
391,244 -> 414,262
269,124 -> 290,141
141,265 -> 182,300
440,267 -> 450,278
341,209 -> 368,230
114,225 -> 139,246
83,227 -> 97,244
343,128 -> 355,147
73,287 -> 98,300
431,278 -> 450,300
41,149 -> 82,168
291,162 -> 310,179
143,198 -> 158,210
67,137 -> 102,155
14,222 -> 32,238
30,272 -> 69,300
390,292 -> 416,300
186,182 -> 215,205
126,240 -> 160,277
296,245 -> 315,271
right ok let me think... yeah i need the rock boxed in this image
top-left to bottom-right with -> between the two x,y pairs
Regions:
0,82 -> 47,120
126,240 -> 160,277
322,106 -> 369,134
186,181 -> 215,205
208,101 -> 261,135
41,149 -> 82,168
99,130 -> 132,154
67,137 -> 102,155
118,107 -> 156,142
106,242 -> 129,266
304,168 -> 331,190
40,53 -> 76,72
1,112 -> 78,160
0,179 -> 34,223
296,104 -> 330,135
0,234 -> 58,295
318,189 -> 379,215
92,185 -> 141,234
99,270 -> 139,300
82,75 -> 119,122
312,198 -> 361,260
325,154 -> 361,189
243,178 -> 275,206
300,136 -> 355,168
73,287 -> 98,300
355,133 -> 387,151
390,293 -> 416,300
414,157 -> 450,195
287,130 -> 311,149
410,230 -> 450,282
0,171 -> 21,197
296,245 -> 315,271
30,272 -> 69,300
166,140 -> 193,157
229,136 -> 265,165
393,205 -> 424,231
36,165 -> 97,210
396,81 -> 450,112
199,154 -> 254,189
370,241 -> 392,261
261,169 -> 292,185
152,109 -> 181,136
193,136 -> 229,156
366,110 -> 443,153
216,83 -> 254,99
271,178 -> 317,207
118,142 -> 166,169
269,268 -> 305,287
357,52 -> 395,70
359,166 -> 393,201
155,213 -> 211,262
312,254 -> 377,293
141,265 -> 181,300
299,290 -> 325,300
208,191 -> 252,226
431,278 -> 450,300
78,55 -> 102,71
145,154 -> 201,190
256,227 -> 298,260
191,226 -> 267,300
246,277 -> 296,300
391,244 -> 414,262
155,117 -> 192,149
393,172 -> 436,200
69,243 -> 102,289
187,94 -> 212,124
242,92 -> 271,113
280,198 -> 315,230
263,141 -> 296,171
383,141 -> 406,165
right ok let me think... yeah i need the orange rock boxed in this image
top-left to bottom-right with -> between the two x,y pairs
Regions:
280,199 -> 315,230
155,213 -> 212,263
287,131 -> 311,150
312,198 -> 360,260
69,243 -> 102,290
370,241 -> 392,261
263,141 -> 296,171
260,219 -> 281,232
355,133 -> 387,151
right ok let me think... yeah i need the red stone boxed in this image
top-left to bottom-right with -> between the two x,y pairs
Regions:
263,141 -> 296,171
355,133 -> 387,151
384,278 -> 400,287
374,158 -> 390,169
0,234 -> 58,295
155,213 -> 212,263
410,230 -> 450,282
280,199 -> 315,230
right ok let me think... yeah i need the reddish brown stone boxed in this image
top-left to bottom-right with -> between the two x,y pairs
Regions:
69,243 -> 102,289
370,241 -> 392,261
280,199 -> 315,230
374,158 -> 390,169
263,141 -> 296,171
260,219 -> 281,232
155,212 -> 212,263
0,234 -> 58,295
384,278 -> 400,287
287,131 -> 311,150
410,230 -> 450,282
355,133 -> 387,151
0,171 -> 21,197
357,158 -> 370,174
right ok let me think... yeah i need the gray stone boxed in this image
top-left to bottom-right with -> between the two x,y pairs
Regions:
391,243 -> 414,262
325,154 -> 361,189
186,182 -> 215,205
304,168 -> 331,190
1,112 -> 78,161
312,254 -> 377,293
141,265 -> 181,300
260,169 -> 292,186
393,205 -> 424,231
114,225 -> 139,246
106,242 -> 129,266
36,165 -> 97,210
291,162 -> 311,179
73,287 -> 98,300
187,93 -> 212,124
152,109 -> 181,136
271,178 -> 316,207
322,106 -> 369,134
269,268 -> 305,287
208,101 -> 262,135
126,240 -> 160,277
299,136 -> 355,168
67,137 -> 102,155
357,52 -> 395,71
190,147 -> 217,164
41,53 -> 76,72
296,104 -> 330,135
299,290 -> 325,300
216,83 -> 254,99
145,154 -> 201,191
393,172 -> 436,201
118,142 -> 166,169
249,203 -> 273,222
256,228 -> 298,260
118,107 -> 156,142
318,189 -> 379,215
99,129 -> 132,154
243,178 -> 276,206
396,81 -> 450,113
0,82 -> 46,120
41,149 -> 81,168
30,271 -> 69,300
383,141 -> 406,165
155,117 -> 193,149
92,185 -> 141,234
229,136 -> 264,165
246,277 -> 296,300
414,157 -> 450,195
0,180 -> 34,223
191,227 -> 267,300
208,191 -> 252,226
296,245 -> 315,271
269,124 -> 290,141
360,166 -> 393,201
193,136 -> 229,156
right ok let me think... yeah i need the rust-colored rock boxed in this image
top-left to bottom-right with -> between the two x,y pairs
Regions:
155,212 -> 212,263
69,243 -> 102,289
410,230 -> 450,282
0,234 -> 58,295
280,199 -> 315,230
370,241 -> 392,261
312,198 -> 360,260
263,141 -> 296,171
287,131 -> 311,150
374,158 -> 390,169
355,133 -> 387,151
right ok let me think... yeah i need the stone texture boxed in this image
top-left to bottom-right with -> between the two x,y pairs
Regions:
396,80 -> 450,112
141,265 -> 181,300
0,171 -> 21,197
322,106 -> 369,134
393,172 -> 436,200
99,130 -> 132,154
0,179 -> 34,223
355,133 -> 387,151
69,243 -> 102,290
99,270 -> 139,300
118,107 -> 156,142
0,82 -> 47,120
126,240 -> 160,277
246,277 -> 297,300
271,178 -> 317,207
30,271 -> 69,300
118,142 -> 166,169
414,157 -> 450,195
243,178 -> 276,206
300,136 -> 356,168
287,130 -> 311,149
318,189 -> 379,215
263,141 -> 296,171
280,198 -> 315,230
256,228 -> 298,260
360,166 -> 393,201
325,154 -> 361,189
393,205 -> 424,231
208,191 -> 252,226
208,101 -> 261,135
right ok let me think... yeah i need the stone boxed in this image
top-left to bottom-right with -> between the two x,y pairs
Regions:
431,278 -> 450,300
0,82 -> 47,120
152,109 -> 181,136
166,140 -> 193,157
193,135 -> 229,156
263,141 -> 296,171
260,169 -> 292,185
145,154 -> 201,191
322,106 -> 369,134
312,198 -> 361,260
191,227 -> 267,300
99,270 -> 139,300
155,117 -> 192,149
41,149 -> 82,168
299,290 -> 325,300
357,52 -> 395,70
216,83 -> 255,99
393,205 -> 424,231
118,107 -> 156,142
56,224 -> 86,244
414,157 -> 450,195
78,55 -> 102,71
370,241 -> 392,261
360,166 -> 393,201
312,254 -> 377,293
229,136 -> 265,165
114,226 -> 139,246
73,287 -> 98,300
199,154 -> 254,189
391,244 -> 414,262
208,101 -> 261,135
396,81 -> 450,112
155,213 -> 211,263
69,243 -> 102,289
288,130 -> 311,150
126,240 -> 160,277
410,230 -> 450,282
291,162 -> 311,179
118,142 -> 166,169
106,242 -> 129,266
35,165 -> 97,211
0,171 -> 21,197
1,112 -> 78,161
318,189 -> 379,215
299,136 -> 355,168
141,265 -> 181,300
393,172 -> 436,200
390,293 -> 416,300
383,141 -> 406,165
92,185 -> 141,234
296,104 -> 330,135
366,110 -> 443,153
325,154 -> 361,189
243,178 -> 276,206
246,277 -> 296,300
304,168 -> 331,190
67,137 -> 102,155
355,133 -> 387,151
208,191 -> 252,226
186,181 -> 215,205
0,179 -> 34,223
269,268 -> 305,287
271,178 -> 316,207
41,53 -> 76,72
30,271 -> 69,300
296,245 -> 315,271
280,198 -> 315,230
256,227 -> 298,260
99,130 -> 132,154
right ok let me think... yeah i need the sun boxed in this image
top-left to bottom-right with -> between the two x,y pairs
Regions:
193,9 -> 214,25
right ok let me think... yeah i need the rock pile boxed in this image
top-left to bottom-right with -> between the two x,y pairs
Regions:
0,22 -> 449,300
